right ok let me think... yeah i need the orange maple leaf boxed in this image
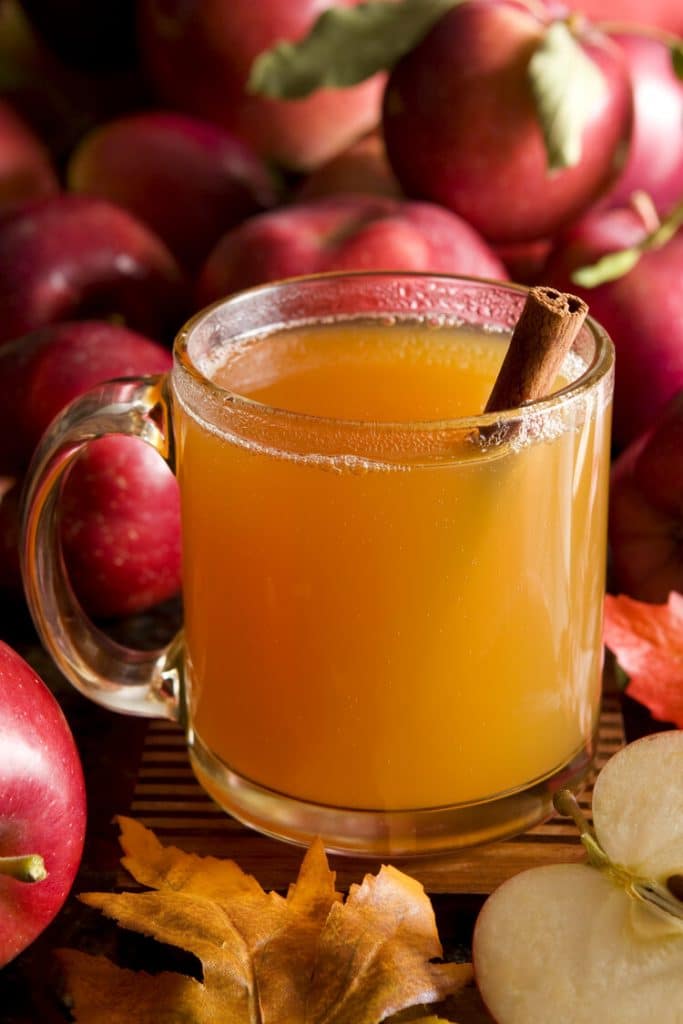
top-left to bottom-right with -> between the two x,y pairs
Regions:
603,591 -> 683,727
58,817 -> 472,1023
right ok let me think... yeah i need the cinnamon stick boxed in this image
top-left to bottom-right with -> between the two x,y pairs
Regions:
484,286 -> 588,414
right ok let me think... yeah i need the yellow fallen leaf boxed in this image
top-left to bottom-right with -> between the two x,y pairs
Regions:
59,817 -> 471,1023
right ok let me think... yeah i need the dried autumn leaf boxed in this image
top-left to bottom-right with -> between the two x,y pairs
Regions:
603,591 -> 683,726
58,818 -> 471,1023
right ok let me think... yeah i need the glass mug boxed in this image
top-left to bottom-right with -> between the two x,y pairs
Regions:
21,272 -> 614,858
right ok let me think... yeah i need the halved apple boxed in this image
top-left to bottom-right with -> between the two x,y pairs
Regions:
472,731 -> 683,1024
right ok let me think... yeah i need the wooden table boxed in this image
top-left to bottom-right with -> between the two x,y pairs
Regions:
0,594 -> 634,1023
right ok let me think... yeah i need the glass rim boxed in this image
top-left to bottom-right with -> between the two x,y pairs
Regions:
172,270 -> 615,433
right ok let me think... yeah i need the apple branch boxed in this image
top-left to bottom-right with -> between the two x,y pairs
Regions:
0,853 -> 47,883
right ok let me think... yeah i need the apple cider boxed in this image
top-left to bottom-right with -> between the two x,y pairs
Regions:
175,315 -> 612,821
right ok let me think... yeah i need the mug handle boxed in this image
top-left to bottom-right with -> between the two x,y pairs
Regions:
20,374 -> 184,723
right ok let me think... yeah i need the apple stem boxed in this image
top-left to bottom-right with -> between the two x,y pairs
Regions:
553,788 -> 591,834
553,789 -> 612,871
0,854 -> 48,883
554,789 -> 683,922
629,190 -> 661,235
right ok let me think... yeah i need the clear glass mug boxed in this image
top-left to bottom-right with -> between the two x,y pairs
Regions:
21,272 -> 614,858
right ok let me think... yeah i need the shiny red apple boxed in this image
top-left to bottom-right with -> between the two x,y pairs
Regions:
0,321 -> 181,619
136,0 -> 387,171
0,639 -> 86,968
67,111 -> 278,271
197,192 -> 508,304
601,31 -> 683,215
0,194 -> 188,347
543,201 -> 683,448
382,0 -> 633,243
0,320 -> 173,475
59,435 -> 182,620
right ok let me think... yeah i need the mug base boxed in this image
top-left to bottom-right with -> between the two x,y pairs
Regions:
187,725 -> 598,859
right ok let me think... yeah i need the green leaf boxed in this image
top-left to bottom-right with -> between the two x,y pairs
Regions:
247,0 -> 457,99
571,247 -> 641,287
527,21 -> 607,172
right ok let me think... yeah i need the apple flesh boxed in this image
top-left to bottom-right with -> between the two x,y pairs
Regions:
137,0 -> 386,172
0,639 -> 87,968
196,192 -> 508,304
67,111 -> 278,272
473,730 -> 683,1024
0,194 -> 188,348
382,0 -> 633,243
608,389 -> 683,602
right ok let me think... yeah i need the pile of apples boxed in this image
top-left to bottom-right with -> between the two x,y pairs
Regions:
0,0 -> 680,617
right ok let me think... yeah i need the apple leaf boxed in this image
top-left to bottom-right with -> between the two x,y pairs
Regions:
58,817 -> 472,1023
527,21 -> 607,171
672,41 -> 683,80
571,246 -> 641,287
603,591 -> 683,727
248,0 -> 457,99
572,194 -> 683,286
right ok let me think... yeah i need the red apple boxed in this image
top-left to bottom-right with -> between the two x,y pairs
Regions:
608,389 -> 683,603
0,98 -> 58,216
136,0 -> 387,171
0,194 -> 188,347
382,0 -> 633,243
197,192 -> 508,304
60,435 -> 181,620
67,111 -> 279,272
0,639 -> 86,968
0,320 -> 181,618
0,321 -> 173,475
296,132 -> 402,201
600,32 -> 683,215
543,201 -> 683,448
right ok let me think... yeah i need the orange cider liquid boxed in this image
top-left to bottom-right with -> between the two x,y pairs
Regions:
176,320 -> 610,811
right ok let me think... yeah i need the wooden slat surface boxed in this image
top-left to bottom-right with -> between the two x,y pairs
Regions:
125,696 -> 623,894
